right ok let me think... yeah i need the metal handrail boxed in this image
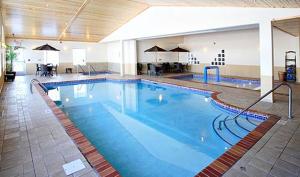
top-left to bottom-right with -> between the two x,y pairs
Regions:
89,65 -> 96,73
218,82 -> 292,130
78,65 -> 86,73
87,64 -> 97,76
30,79 -> 48,95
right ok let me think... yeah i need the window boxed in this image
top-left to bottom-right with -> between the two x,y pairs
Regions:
73,49 -> 86,65
44,51 -> 59,65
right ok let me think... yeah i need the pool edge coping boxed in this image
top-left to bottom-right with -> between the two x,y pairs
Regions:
33,83 -> 121,177
35,77 -> 280,177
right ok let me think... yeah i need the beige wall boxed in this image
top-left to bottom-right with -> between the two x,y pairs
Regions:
108,63 -> 120,73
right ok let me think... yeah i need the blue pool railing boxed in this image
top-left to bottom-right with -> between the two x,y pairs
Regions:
203,66 -> 220,84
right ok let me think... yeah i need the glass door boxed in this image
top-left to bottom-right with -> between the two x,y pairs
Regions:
13,48 -> 26,75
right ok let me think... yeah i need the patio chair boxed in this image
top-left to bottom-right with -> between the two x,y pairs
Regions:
174,63 -> 184,73
40,64 -> 48,76
162,63 -> 170,73
147,63 -> 151,75
149,64 -> 162,76
137,63 -> 143,75
36,64 -> 41,76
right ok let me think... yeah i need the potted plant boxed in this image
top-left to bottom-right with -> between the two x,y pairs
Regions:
5,45 -> 17,81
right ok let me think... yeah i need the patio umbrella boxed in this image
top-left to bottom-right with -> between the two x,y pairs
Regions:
33,44 -> 60,51
170,46 -> 189,62
144,45 -> 166,63
33,44 -> 60,64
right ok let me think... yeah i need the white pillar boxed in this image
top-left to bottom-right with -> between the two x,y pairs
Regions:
259,21 -> 274,102
119,40 -> 124,76
123,40 -> 137,75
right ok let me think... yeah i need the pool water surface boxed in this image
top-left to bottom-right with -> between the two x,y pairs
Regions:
46,80 -> 261,177
172,74 -> 260,90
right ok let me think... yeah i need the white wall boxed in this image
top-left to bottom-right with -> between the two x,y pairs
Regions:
106,41 -> 121,63
183,28 -> 260,66
274,28 -> 299,67
102,7 -> 300,42
6,39 -> 108,64
137,36 -> 185,63
137,27 -> 299,80
106,41 -> 121,73
138,28 -> 299,67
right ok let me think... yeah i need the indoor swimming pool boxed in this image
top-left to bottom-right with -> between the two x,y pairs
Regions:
45,79 -> 263,177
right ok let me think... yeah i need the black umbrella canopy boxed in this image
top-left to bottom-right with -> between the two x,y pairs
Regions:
144,45 -> 166,52
33,44 -> 60,51
170,47 -> 189,52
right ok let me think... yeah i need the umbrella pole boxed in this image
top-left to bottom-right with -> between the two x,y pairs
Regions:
45,51 -> 47,64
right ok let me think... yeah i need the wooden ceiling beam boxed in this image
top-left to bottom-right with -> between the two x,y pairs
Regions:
57,0 -> 92,41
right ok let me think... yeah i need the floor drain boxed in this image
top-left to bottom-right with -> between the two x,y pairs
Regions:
63,159 -> 86,175
240,166 -> 246,171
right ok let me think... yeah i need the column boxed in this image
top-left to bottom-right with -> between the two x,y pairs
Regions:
123,40 -> 137,75
119,40 -> 124,76
259,21 -> 274,102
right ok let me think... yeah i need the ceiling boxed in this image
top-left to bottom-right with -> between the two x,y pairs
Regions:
132,0 -> 300,8
273,17 -> 300,37
2,0 -> 149,42
2,0 -> 300,42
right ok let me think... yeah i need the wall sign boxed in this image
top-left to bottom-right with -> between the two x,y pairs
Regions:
188,53 -> 200,65
211,49 -> 225,66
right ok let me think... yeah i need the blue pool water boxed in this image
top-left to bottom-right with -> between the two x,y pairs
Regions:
173,74 -> 261,90
46,80 -> 262,177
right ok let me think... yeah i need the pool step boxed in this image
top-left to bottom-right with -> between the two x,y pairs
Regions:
212,114 -> 260,146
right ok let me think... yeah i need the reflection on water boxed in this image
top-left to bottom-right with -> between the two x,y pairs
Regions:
46,81 -> 237,177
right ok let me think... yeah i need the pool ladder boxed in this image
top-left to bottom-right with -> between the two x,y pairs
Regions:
30,79 -> 48,95
77,64 -> 97,76
214,82 -> 293,145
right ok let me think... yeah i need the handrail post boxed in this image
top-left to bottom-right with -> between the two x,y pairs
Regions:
88,65 -> 91,76
218,82 -> 293,131
288,85 -> 292,119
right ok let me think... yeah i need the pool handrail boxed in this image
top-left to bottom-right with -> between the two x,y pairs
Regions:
203,66 -> 220,84
30,79 -> 48,95
218,82 -> 292,130
88,64 -> 97,76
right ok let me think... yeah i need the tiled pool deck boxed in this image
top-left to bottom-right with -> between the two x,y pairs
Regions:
0,74 -> 299,177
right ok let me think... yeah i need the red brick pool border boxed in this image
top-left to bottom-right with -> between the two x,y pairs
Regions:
34,78 -> 280,177
34,83 -> 121,177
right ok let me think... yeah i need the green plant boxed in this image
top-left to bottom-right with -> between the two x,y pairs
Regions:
6,45 -> 17,72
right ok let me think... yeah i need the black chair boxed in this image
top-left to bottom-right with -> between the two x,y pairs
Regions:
161,63 -> 167,73
149,64 -> 162,76
163,62 -> 171,73
46,63 -> 54,76
137,63 -> 143,75
174,63 -> 184,73
184,63 -> 189,72
36,64 -> 41,76
40,64 -> 48,76
147,63 -> 151,75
